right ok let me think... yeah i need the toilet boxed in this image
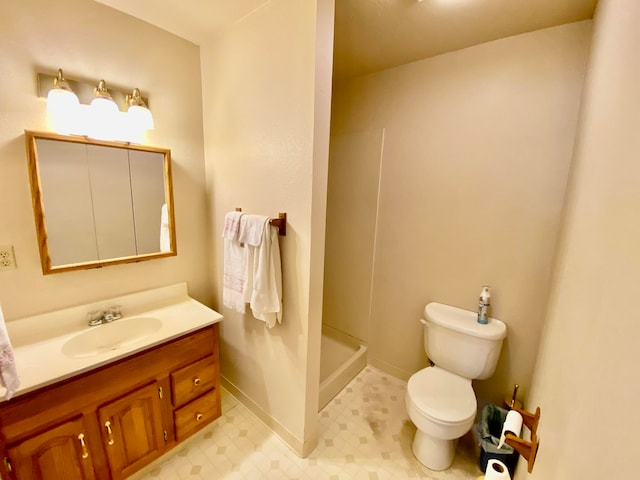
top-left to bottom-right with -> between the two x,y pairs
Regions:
406,302 -> 507,471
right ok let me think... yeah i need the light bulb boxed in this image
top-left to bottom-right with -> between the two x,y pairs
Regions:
128,105 -> 155,130
89,80 -> 120,140
127,88 -> 155,131
46,69 -> 80,134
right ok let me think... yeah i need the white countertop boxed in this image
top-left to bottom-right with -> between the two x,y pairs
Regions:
1,283 -> 223,401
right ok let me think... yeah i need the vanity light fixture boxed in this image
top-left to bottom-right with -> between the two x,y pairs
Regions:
89,79 -> 121,141
90,79 -> 119,115
46,69 -> 80,134
127,88 -> 155,130
46,69 -> 80,112
37,69 -> 154,141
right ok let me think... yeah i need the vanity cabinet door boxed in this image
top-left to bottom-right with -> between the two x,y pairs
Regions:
6,416 -> 96,480
97,382 -> 164,480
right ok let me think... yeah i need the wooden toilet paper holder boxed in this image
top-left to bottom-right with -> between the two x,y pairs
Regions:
503,406 -> 541,473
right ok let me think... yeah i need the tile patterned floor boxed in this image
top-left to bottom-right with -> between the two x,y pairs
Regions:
135,367 -> 482,479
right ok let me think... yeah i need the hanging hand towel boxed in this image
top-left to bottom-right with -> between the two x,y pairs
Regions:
222,211 -> 247,313
223,210 -> 243,239
160,203 -> 171,252
249,219 -> 283,328
239,215 -> 270,307
239,214 -> 268,247
0,304 -> 19,400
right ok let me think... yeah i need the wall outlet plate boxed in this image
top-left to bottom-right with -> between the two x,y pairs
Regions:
0,245 -> 17,271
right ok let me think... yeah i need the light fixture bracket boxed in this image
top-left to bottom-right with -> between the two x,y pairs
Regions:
52,69 -> 73,92
93,79 -> 114,101
126,88 -> 149,109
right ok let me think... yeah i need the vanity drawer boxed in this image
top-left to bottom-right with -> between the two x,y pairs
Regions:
171,355 -> 218,407
174,389 -> 220,441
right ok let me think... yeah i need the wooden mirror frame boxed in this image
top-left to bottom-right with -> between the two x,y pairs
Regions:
25,130 -> 177,274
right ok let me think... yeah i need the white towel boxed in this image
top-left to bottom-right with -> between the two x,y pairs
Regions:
222,211 -> 247,313
239,214 -> 268,246
248,221 -> 283,328
0,304 -> 19,400
223,211 -> 243,240
160,203 -> 170,252
241,216 -> 270,306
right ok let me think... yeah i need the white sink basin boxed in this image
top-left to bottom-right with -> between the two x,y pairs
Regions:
62,317 -> 162,358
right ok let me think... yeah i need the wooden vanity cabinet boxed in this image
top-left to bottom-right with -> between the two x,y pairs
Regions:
0,323 -> 220,480
6,416 -> 97,480
97,382 -> 165,480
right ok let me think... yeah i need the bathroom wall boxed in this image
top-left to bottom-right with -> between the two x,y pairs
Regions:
200,0 -> 333,455
328,21 -> 592,403
0,0 -> 209,319
517,0 -> 639,477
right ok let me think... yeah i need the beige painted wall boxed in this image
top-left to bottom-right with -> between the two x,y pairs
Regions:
201,0 -> 333,455
0,1 -> 209,321
517,0 -> 639,477
328,21 -> 592,404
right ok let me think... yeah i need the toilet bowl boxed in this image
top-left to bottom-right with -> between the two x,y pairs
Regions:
406,366 -> 476,470
406,302 -> 506,471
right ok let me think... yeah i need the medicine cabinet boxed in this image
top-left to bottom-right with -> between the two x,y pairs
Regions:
25,131 -> 177,274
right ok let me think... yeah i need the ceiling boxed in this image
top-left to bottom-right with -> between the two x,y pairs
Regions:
94,0 -> 270,44
96,0 -> 598,80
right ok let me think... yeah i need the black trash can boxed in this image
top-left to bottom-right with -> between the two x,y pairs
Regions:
476,403 -> 519,477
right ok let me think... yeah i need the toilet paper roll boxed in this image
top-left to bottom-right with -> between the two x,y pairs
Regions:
498,409 -> 523,448
484,459 -> 511,480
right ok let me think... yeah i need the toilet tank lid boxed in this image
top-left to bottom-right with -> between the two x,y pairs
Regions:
424,302 -> 507,340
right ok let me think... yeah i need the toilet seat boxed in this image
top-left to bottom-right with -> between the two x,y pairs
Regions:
407,366 -> 476,425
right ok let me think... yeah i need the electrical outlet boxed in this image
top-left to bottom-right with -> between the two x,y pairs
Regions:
0,245 -> 17,271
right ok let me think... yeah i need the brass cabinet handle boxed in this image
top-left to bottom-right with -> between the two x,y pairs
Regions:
196,413 -> 203,421
104,420 -> 115,446
77,433 -> 89,459
193,377 -> 201,386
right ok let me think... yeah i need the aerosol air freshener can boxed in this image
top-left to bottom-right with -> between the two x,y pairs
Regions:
477,286 -> 491,324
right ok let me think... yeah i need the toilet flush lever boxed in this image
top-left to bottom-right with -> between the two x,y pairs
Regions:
419,318 -> 427,326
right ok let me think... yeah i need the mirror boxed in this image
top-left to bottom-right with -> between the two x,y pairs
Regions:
25,131 -> 177,274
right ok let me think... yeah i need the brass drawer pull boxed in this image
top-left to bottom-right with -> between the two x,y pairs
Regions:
78,433 -> 89,459
196,413 -> 204,421
105,420 -> 115,446
193,377 -> 201,386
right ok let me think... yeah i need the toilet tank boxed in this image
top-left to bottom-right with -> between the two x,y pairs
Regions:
423,302 -> 507,380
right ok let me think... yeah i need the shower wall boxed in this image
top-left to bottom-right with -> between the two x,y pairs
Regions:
325,21 -> 592,404
322,129 -> 384,343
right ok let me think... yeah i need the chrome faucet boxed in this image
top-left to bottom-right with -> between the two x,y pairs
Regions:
87,306 -> 122,326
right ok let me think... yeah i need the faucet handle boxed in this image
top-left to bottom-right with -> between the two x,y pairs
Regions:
87,310 -> 102,326
108,305 -> 122,320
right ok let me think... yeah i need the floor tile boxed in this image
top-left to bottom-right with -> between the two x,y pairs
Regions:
134,367 -> 482,479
